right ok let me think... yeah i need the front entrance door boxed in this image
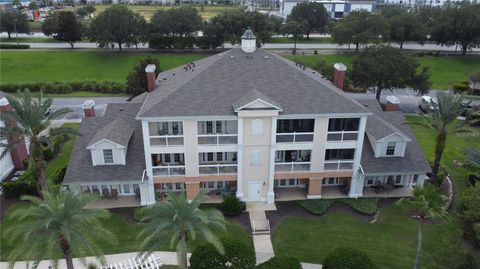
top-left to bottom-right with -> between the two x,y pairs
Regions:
248,182 -> 262,201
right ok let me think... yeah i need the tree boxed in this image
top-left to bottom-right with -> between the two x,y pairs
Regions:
89,5 -> 147,51
349,45 -> 431,101
288,2 -> 328,39
76,7 -> 88,19
388,12 -> 427,49
28,1 -> 38,10
410,92 -> 465,185
0,10 -> 30,39
397,185 -> 448,269
459,183 -> 480,247
200,19 -> 226,50
150,7 -> 203,37
332,11 -> 388,52
84,4 -> 96,14
0,90 -> 75,193
282,20 -> 304,52
126,57 -> 161,97
43,11 -> 83,48
137,191 -> 226,269
431,2 -> 480,55
5,188 -> 115,269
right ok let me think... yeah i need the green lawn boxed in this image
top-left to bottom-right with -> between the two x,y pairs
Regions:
63,5 -> 241,21
284,54 -> 480,90
45,123 -> 80,182
0,51 -> 208,84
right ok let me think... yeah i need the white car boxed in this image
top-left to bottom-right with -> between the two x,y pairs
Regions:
419,96 -> 438,113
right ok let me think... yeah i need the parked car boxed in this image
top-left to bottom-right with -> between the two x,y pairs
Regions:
419,96 -> 438,113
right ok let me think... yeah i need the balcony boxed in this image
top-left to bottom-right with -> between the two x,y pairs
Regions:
150,135 -> 184,147
275,162 -> 311,172
276,132 -> 314,143
152,165 -> 186,176
199,164 -> 238,175
327,131 -> 358,142
198,133 -> 238,145
324,160 -> 354,171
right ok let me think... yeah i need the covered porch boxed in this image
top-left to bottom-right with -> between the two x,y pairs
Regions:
86,195 -> 141,209
363,185 -> 413,198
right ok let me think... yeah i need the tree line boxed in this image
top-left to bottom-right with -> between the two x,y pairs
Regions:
1,2 -> 478,53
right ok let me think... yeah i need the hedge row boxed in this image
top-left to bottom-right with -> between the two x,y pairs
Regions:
0,81 -> 126,94
0,44 -> 30,49
1,168 -> 39,199
149,35 -> 221,50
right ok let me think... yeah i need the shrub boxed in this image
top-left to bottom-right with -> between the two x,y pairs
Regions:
323,247 -> 376,269
438,243 -> 478,269
0,44 -> 30,49
42,146 -> 55,160
219,195 -> 243,216
0,81 -> 125,94
50,166 -> 67,186
459,184 -> 480,247
1,168 -> 39,198
452,82 -> 469,94
466,110 -> 480,127
256,256 -> 302,269
190,238 -> 255,269
314,49 -> 318,55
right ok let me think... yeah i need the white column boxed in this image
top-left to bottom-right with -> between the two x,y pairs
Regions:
349,115 -> 367,198
416,173 -> 427,187
141,121 -> 156,205
236,117 -> 244,200
267,116 -> 277,204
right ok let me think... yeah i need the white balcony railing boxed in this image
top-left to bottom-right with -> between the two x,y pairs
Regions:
198,133 -> 237,145
274,162 -> 311,172
324,160 -> 354,171
326,131 -> 358,142
152,165 -> 185,176
276,132 -> 314,143
150,135 -> 184,147
199,163 -> 237,175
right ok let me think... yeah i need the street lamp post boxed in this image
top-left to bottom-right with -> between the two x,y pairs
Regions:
13,18 -> 19,46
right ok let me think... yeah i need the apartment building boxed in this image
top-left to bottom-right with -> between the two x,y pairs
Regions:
63,30 -> 430,206
280,0 -> 377,19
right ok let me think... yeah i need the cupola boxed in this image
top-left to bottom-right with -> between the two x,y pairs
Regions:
241,28 -> 256,54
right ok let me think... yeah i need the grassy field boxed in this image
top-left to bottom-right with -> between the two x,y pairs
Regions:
285,54 -> 480,90
64,5 -> 241,21
0,51 -> 208,84
272,115 -> 480,268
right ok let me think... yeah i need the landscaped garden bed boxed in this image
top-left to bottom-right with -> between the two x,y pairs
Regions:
298,197 -> 379,216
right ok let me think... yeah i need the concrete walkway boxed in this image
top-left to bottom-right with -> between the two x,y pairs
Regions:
249,209 -> 275,264
0,251 -> 189,269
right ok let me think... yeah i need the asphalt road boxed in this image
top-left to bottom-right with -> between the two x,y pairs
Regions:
8,41 -> 480,53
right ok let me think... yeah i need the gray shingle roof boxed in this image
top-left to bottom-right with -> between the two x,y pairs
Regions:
63,103 -> 146,184
86,117 -> 136,148
360,100 -> 410,141
360,102 -> 431,174
137,48 -> 370,118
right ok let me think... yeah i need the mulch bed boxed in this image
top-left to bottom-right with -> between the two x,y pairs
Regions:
228,212 -> 251,234
109,207 -> 139,224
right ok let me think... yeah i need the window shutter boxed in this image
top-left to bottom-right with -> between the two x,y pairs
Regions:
251,119 -> 263,136
250,150 -> 261,164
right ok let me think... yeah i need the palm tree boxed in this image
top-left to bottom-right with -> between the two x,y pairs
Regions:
5,188 -> 115,269
397,185 -> 448,269
409,92 -> 465,185
0,90 -> 76,193
137,191 -> 226,269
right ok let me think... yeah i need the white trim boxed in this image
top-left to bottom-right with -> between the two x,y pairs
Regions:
307,195 -> 322,199
236,118 -> 244,199
375,132 -> 411,143
268,116 -> 277,204
234,98 -> 283,112
86,139 -> 126,150
136,113 -> 371,121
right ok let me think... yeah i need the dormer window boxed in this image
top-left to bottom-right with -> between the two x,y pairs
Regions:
386,142 -> 396,156
103,149 -> 113,164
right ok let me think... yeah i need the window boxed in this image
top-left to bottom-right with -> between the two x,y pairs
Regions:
217,152 -> 223,161
395,175 -> 402,184
103,149 -> 113,164
322,177 -> 339,185
250,150 -> 261,165
280,179 -> 286,186
175,183 -> 184,190
365,176 -> 374,186
386,142 -> 396,156
328,118 -> 360,132
133,184 -> 139,194
276,119 -> 314,133
251,119 -> 263,136
164,154 -> 171,163
206,121 -> 213,133
174,153 -> 181,162
216,121 -> 223,133
123,184 -> 131,194
288,179 -> 297,186
325,149 -> 355,160
172,122 -> 180,135
217,181 -> 224,188
207,153 -> 214,162
208,181 -> 214,189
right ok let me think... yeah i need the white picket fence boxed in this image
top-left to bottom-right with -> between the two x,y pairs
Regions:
101,254 -> 163,269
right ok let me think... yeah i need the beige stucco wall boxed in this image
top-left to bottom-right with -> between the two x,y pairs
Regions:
241,116 -> 273,201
